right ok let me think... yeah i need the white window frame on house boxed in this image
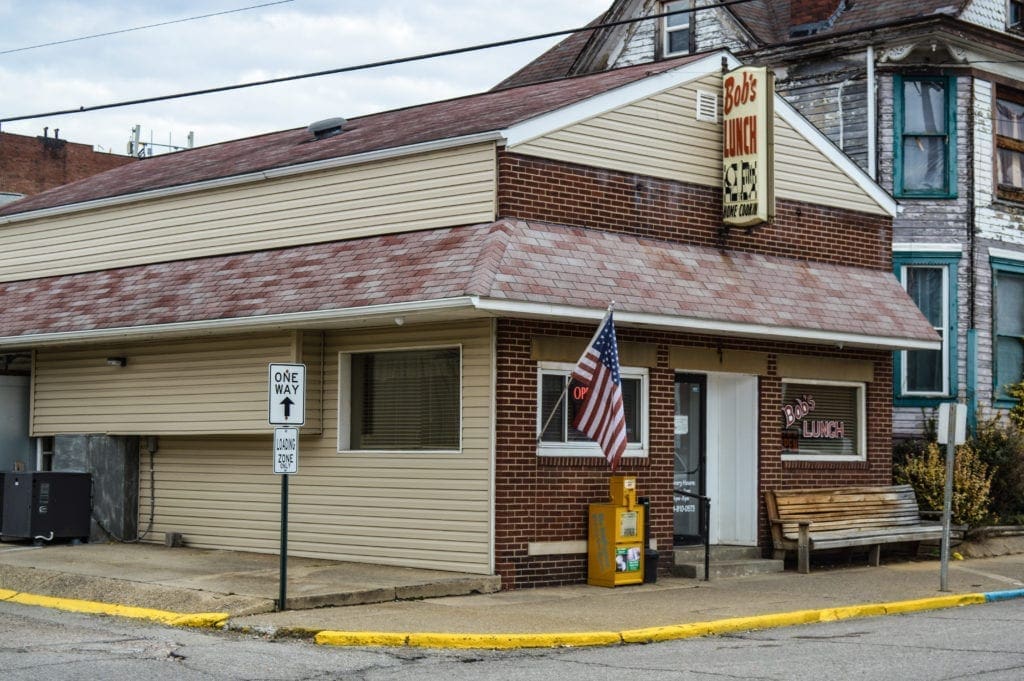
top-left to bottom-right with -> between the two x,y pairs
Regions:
536,361 -> 648,460
780,378 -> 867,462
337,344 -> 463,454
662,0 -> 693,58
898,263 -> 950,397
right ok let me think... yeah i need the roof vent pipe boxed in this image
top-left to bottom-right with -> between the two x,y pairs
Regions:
307,117 -> 347,140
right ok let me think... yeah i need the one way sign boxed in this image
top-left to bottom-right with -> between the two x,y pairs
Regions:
268,363 -> 306,426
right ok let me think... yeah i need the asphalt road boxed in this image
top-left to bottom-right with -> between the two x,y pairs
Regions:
1,598 -> 1022,680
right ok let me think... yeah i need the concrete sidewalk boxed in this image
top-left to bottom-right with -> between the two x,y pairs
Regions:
1,541 -> 1023,648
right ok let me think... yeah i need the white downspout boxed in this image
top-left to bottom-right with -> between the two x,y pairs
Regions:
867,45 -> 877,180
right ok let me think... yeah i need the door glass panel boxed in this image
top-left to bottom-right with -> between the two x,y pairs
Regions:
674,376 -> 704,544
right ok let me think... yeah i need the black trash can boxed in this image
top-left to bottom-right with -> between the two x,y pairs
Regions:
638,496 -> 659,583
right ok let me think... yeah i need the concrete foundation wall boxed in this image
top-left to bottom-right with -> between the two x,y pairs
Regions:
53,434 -> 140,543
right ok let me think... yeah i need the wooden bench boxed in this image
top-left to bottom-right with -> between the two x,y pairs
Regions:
765,485 -> 944,574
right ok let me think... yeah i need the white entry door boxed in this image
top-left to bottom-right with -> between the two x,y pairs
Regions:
705,373 -> 759,545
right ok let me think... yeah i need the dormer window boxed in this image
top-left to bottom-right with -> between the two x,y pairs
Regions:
1011,0 -> 1024,30
662,1 -> 693,57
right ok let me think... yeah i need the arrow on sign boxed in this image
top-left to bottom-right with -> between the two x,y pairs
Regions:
280,397 -> 295,419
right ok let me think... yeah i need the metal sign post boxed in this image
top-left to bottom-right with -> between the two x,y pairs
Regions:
938,402 -> 967,592
269,364 -> 305,612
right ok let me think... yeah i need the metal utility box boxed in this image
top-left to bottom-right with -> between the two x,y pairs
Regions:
588,475 -> 645,587
1,472 -> 92,542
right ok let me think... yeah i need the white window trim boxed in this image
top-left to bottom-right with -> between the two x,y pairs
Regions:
536,361 -> 649,460
780,378 -> 867,462
899,263 -> 949,397
337,344 -> 463,454
662,1 -> 692,58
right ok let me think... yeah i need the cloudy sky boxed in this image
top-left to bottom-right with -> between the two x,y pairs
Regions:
0,0 -> 610,155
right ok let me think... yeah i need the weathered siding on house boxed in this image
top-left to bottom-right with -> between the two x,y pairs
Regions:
0,143 -> 497,283
510,77 -> 889,216
31,331 -> 323,436
774,55 -> 870,172
136,320 -> 494,574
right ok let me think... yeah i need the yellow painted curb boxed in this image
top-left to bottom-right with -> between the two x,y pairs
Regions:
315,592 -> 993,650
3,590 -> 229,628
408,631 -> 621,650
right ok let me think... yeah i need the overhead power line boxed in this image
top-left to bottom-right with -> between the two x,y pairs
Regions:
0,0 -> 757,126
0,0 -> 295,56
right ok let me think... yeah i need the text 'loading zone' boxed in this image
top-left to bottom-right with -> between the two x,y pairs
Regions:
268,363 -> 306,426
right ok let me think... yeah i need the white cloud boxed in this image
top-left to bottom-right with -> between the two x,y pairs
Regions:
0,0 -> 609,153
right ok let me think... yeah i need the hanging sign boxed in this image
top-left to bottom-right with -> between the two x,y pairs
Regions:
723,65 -> 775,227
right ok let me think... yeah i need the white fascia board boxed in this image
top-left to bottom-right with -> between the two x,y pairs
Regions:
502,50 -> 741,148
3,294 -> 939,352
773,92 -> 897,217
473,299 -> 940,352
989,246 -> 1024,262
0,132 -> 504,226
894,242 -> 964,253
0,297 -> 481,350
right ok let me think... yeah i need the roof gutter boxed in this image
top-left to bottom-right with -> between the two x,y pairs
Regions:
0,296 -> 939,352
0,131 -> 506,226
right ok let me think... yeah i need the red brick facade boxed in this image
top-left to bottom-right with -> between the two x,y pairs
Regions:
492,152 -> 897,588
0,132 -> 134,199
494,319 -> 893,589
497,152 -> 892,270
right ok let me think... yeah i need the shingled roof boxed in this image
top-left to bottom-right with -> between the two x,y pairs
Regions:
0,219 -> 938,350
0,53 -> 702,219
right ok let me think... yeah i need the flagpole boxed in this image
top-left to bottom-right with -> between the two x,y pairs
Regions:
536,304 -> 616,444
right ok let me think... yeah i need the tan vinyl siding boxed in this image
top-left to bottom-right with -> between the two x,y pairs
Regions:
137,320 -> 493,574
0,143 -> 497,283
512,75 -> 723,187
510,77 -> 887,216
31,331 -> 323,435
771,115 -> 881,215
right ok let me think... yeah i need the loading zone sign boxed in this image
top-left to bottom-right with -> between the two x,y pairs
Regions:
268,363 -> 306,426
274,427 -> 299,474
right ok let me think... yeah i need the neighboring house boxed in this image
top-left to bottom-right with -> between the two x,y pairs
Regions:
500,0 -> 1024,440
0,130 -> 134,203
0,130 -> 133,472
0,51 -> 935,585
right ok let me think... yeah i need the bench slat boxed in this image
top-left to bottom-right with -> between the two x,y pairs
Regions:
764,485 -> 935,574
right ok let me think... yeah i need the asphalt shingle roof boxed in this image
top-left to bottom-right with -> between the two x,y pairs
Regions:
0,54 -> 702,218
0,219 -> 937,346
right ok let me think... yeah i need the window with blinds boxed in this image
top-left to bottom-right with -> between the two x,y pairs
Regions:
345,347 -> 461,451
781,380 -> 865,460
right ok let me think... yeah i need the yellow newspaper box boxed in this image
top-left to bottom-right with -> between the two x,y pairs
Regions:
588,475 -> 644,587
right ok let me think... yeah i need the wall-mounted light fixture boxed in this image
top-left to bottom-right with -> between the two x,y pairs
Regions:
106,357 -> 127,367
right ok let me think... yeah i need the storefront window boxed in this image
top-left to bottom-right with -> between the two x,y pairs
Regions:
537,362 -> 647,458
781,380 -> 865,461
339,347 -> 461,451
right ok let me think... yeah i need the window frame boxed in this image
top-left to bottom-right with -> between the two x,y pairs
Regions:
536,361 -> 649,460
995,85 -> 1024,202
661,1 -> 693,58
337,344 -> 463,454
893,74 -> 957,199
992,256 -> 1024,407
1010,0 -> 1024,31
892,249 -> 960,405
780,378 -> 867,462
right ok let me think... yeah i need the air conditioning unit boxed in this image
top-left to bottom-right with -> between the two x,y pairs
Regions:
1,472 -> 92,542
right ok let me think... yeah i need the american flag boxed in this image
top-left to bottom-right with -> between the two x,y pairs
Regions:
571,309 -> 627,470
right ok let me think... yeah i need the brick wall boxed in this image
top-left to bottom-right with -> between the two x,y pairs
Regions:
497,152 -> 893,270
0,132 -> 133,198
494,317 -> 893,588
